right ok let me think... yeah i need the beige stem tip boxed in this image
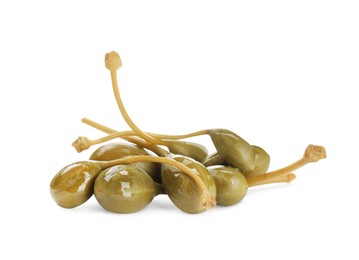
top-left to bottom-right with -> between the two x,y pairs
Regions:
105,51 -> 122,70
304,144 -> 327,162
200,192 -> 217,211
72,136 -> 91,153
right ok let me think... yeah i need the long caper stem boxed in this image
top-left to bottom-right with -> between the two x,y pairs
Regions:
106,52 -> 166,146
248,173 -> 296,187
246,144 -> 326,187
82,117 -> 117,134
72,131 -> 134,153
96,155 -> 216,208
122,136 -> 170,157
79,117 -> 209,151
80,117 -> 169,157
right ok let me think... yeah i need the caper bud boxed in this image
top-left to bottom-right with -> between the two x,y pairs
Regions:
243,145 -> 270,176
208,166 -> 248,206
94,165 -> 162,213
161,154 -> 216,214
203,152 -> 227,167
90,142 -> 161,183
50,161 -> 102,208
208,129 -> 255,172
166,140 -> 208,163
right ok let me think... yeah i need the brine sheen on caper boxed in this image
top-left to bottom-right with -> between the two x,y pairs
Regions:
161,154 -> 217,214
90,142 -> 161,183
50,161 -> 102,208
208,166 -> 248,206
94,165 -> 162,213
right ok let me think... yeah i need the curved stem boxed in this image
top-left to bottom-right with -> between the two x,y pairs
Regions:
82,117 -> 117,134
96,155 -> 215,206
121,136 -> 170,157
72,131 -> 134,153
110,70 -> 166,145
76,120 -> 209,152
248,173 -> 296,187
89,131 -> 134,144
247,144 -> 326,187
80,118 -> 169,157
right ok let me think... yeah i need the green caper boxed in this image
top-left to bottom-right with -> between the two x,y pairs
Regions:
94,165 -> 162,213
208,166 -> 248,206
50,161 -> 102,208
166,140 -> 208,163
243,145 -> 270,176
161,154 -> 217,214
208,129 -> 255,172
90,142 -> 161,183
203,152 -> 227,167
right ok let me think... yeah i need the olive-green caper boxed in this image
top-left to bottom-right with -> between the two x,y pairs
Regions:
50,161 -> 102,208
161,154 -> 216,214
208,166 -> 248,206
203,152 -> 227,167
90,142 -> 161,183
166,140 -> 208,163
94,165 -> 162,213
208,129 -> 255,172
243,145 -> 270,176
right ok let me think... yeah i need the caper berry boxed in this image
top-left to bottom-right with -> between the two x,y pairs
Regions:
166,140 -> 208,163
208,129 -> 255,172
50,161 -> 102,208
203,152 -> 227,167
94,165 -> 162,213
90,142 -> 161,183
161,154 -> 217,214
243,145 -> 270,176
208,166 -> 248,206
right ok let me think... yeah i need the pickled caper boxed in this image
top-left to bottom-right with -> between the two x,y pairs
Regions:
161,154 -> 217,214
203,152 -> 227,167
50,161 -> 102,208
208,166 -> 248,206
94,165 -> 162,213
207,129 -> 255,172
242,145 -> 270,177
90,142 -> 161,183
166,140 -> 208,163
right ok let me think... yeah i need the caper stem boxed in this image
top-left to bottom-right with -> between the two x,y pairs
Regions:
246,145 -> 326,187
248,173 -> 296,187
84,121 -> 208,140
72,131 -> 134,152
80,118 -> 169,157
108,60 -> 166,145
80,117 -> 209,151
82,117 -> 117,134
87,131 -> 133,144
96,155 -> 215,207
122,136 -> 169,157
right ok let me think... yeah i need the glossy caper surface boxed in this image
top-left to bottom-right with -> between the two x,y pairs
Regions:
208,166 -> 248,206
203,152 -> 227,167
166,141 -> 208,163
243,145 -> 270,176
161,154 -> 216,214
90,142 -> 161,183
50,161 -> 102,208
208,129 -> 255,172
94,165 -> 160,213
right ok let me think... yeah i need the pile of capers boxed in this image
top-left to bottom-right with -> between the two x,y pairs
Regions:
50,51 -> 327,214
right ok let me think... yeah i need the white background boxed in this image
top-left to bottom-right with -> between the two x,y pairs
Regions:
1,1 -> 358,259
